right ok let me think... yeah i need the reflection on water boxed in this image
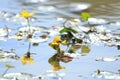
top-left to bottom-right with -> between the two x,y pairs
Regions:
0,0 -> 120,80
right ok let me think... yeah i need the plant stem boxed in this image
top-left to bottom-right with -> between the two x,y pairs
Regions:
2,68 -> 9,76
27,18 -> 31,33
28,42 -> 31,52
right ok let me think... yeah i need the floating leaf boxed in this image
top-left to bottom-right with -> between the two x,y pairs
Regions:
60,28 -> 77,34
6,64 -> 15,68
81,45 -> 90,55
81,12 -> 91,21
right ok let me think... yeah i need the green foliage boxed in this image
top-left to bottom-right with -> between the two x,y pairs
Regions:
6,64 -> 15,68
60,28 -> 77,34
68,44 -> 81,53
49,43 -> 60,53
48,54 -> 59,65
81,45 -> 90,54
81,12 -> 91,21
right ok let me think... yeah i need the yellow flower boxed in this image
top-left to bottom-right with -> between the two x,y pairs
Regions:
20,10 -> 34,19
20,55 -> 34,65
49,36 -> 62,52
52,36 -> 61,45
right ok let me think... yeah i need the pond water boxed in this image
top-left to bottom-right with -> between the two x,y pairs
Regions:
0,0 -> 120,80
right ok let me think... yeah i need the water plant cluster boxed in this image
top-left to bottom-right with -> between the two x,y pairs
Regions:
0,9 -> 120,80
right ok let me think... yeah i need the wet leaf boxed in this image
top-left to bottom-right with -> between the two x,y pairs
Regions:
81,12 -> 91,21
60,55 -> 73,63
6,64 -> 15,68
68,44 -> 81,53
49,42 -> 60,51
81,45 -> 90,55
60,28 -> 77,34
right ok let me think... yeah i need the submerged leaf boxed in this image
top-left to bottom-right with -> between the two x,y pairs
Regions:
81,12 -> 91,21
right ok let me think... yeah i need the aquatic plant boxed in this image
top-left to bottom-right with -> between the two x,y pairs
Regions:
20,10 -> 34,34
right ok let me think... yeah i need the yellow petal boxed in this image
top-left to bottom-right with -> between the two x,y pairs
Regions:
20,10 -> 34,19
53,36 -> 61,44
